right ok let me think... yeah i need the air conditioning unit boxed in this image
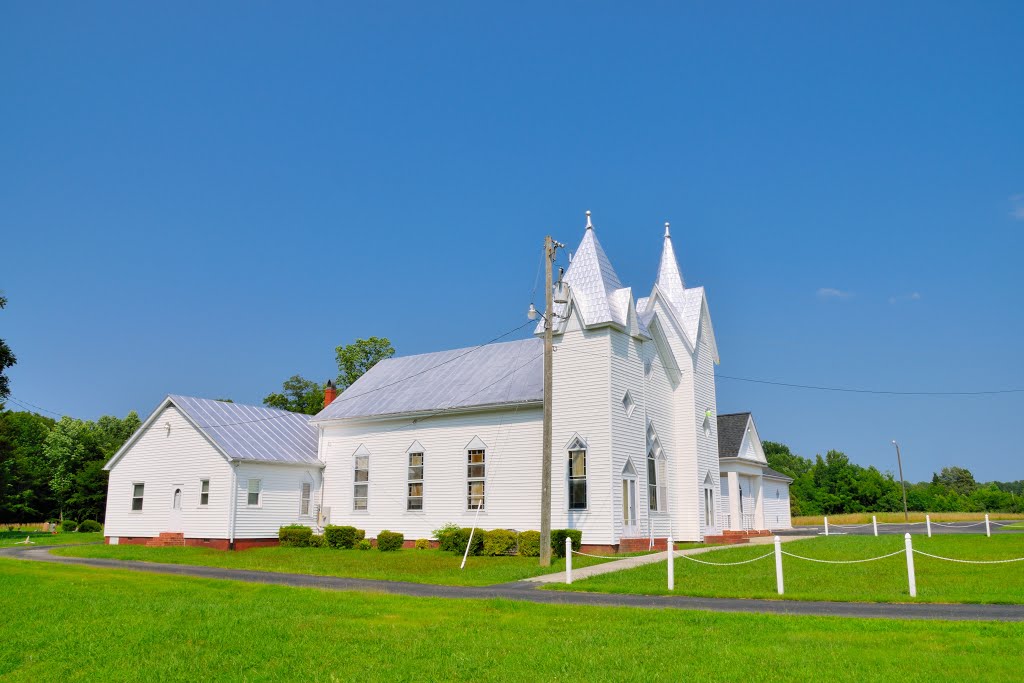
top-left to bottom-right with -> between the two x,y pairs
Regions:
317,506 -> 331,527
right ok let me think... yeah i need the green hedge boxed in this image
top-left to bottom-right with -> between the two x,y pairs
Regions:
435,525 -> 485,555
60,520 -> 77,533
414,538 -> 431,550
357,539 -> 372,550
377,530 -> 404,552
77,520 -> 102,533
324,525 -> 365,549
309,534 -> 328,548
483,529 -> 517,556
551,529 -> 582,557
517,530 -> 541,557
279,525 -> 313,547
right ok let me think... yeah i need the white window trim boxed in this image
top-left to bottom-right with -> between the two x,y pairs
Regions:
567,447 -> 588,511
246,479 -> 262,508
647,450 -> 667,514
407,450 -> 424,513
198,478 -> 210,508
130,482 -> 145,513
299,480 -> 313,517
467,448 -> 485,511
353,448 -> 370,512
621,390 -> 636,418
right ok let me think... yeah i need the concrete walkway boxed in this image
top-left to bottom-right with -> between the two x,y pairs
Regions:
524,535 -> 807,584
4,544 -> 1024,622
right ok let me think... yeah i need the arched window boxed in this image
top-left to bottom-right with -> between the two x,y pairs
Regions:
647,423 -> 667,512
172,488 -> 182,510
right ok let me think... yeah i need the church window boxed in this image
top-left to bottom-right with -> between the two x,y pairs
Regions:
467,449 -> 485,509
648,450 -> 666,512
568,448 -> 587,510
408,451 -> 424,510
621,391 -> 635,418
354,452 -> 369,510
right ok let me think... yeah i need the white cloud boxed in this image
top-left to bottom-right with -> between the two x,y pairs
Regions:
1011,194 -> 1024,220
890,292 -> 922,304
817,287 -> 852,300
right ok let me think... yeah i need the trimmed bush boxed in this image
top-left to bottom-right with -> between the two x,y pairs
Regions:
324,525 -> 365,549
483,529 -> 517,556
279,524 -> 313,547
309,534 -> 328,548
433,523 -> 462,552
551,529 -> 583,558
414,538 -> 431,550
517,530 -> 541,557
357,539 -> 372,551
377,530 -> 404,552
60,520 -> 77,533
77,520 -> 102,533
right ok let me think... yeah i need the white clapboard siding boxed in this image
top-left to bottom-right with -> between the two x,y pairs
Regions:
233,463 -> 323,539
764,480 -> 793,529
104,404 -> 233,539
693,308 -> 722,540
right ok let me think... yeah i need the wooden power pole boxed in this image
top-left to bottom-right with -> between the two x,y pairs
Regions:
540,235 -> 556,567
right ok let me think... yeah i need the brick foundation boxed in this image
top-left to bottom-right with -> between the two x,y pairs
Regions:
105,536 -> 277,551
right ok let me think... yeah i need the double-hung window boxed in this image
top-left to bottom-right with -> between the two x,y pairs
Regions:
407,452 -> 424,510
467,449 -> 485,510
568,449 -> 587,510
647,451 -> 666,512
300,482 -> 312,516
354,454 -> 369,510
131,483 -> 144,511
199,479 -> 210,506
247,479 -> 262,507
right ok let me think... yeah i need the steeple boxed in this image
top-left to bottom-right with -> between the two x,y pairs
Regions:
655,221 -> 686,313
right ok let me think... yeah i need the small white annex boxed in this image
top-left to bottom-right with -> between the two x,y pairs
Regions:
103,213 -> 793,550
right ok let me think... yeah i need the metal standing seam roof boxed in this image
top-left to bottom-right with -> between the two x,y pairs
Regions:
169,395 -> 321,465
313,338 -> 544,421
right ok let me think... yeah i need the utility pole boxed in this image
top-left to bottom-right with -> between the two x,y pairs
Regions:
539,235 -> 557,567
892,440 -> 909,522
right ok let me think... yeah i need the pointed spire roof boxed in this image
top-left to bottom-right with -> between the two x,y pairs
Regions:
656,221 -> 687,314
562,210 -> 623,326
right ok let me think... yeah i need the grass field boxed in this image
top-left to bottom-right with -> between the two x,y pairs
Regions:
549,535 -> 1024,604
0,531 -> 104,548
52,544 -> 626,586
1,560 -> 1022,681
1002,522 -> 1024,530
793,512 -> 1024,526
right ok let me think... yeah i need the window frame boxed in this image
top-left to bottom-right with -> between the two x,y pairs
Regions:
647,449 -> 667,513
353,452 -> 369,511
130,482 -> 145,512
300,481 -> 312,517
467,448 -> 485,510
199,479 -> 210,507
567,448 -> 588,510
247,479 -> 262,508
407,451 -> 424,511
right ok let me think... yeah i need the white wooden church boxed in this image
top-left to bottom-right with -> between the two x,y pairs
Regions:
103,214 -> 791,551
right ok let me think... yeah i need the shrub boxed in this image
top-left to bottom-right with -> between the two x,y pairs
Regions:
309,534 -> 328,548
357,539 -> 372,550
377,530 -> 404,552
279,524 -> 313,547
433,523 -> 462,552
483,529 -> 517,556
77,520 -> 102,533
60,520 -> 77,533
324,525 -> 365,549
551,529 -> 582,557
414,538 -> 431,550
517,530 -> 541,557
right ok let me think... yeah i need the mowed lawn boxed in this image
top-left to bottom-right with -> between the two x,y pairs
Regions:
0,531 -> 104,548
52,543 -> 619,586
550,534 -> 1024,604
1,561 -> 1023,682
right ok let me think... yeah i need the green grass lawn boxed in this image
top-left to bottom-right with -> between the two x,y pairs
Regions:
549,535 -> 1024,604
52,543 -> 625,586
0,531 -> 104,548
1,560 -> 1022,682
1001,522 -> 1024,530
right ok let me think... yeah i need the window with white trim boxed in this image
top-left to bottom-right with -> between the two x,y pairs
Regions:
467,449 -> 485,509
568,448 -> 587,510
407,452 -> 424,510
647,449 -> 667,512
247,479 -> 261,507
199,479 -> 210,506
621,391 -> 635,418
131,483 -> 144,511
300,482 -> 312,516
354,454 -> 369,510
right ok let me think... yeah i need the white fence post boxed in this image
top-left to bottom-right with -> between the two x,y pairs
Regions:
774,535 -> 784,595
824,517 -> 829,536
667,534 -> 674,591
904,533 -> 916,598
985,514 -> 991,537
565,537 -> 572,584
926,515 -> 932,538
872,515 -> 878,537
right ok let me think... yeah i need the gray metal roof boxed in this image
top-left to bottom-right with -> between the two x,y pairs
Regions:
763,467 -> 794,482
170,395 -> 321,465
313,338 -> 544,421
717,412 -> 752,458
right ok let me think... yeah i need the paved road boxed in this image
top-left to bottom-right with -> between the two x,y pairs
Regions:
4,544 -> 1023,622
778,520 -> 1022,537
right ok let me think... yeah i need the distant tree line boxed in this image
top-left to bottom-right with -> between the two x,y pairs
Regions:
764,442 -> 1024,516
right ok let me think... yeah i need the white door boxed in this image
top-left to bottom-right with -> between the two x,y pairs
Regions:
622,478 -> 638,536
703,486 -> 716,535
168,485 -> 184,532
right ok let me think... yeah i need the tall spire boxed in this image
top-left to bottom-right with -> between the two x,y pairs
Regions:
560,210 -> 622,326
655,220 -> 686,313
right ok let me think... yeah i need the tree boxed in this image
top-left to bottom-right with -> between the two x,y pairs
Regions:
0,293 -> 16,402
263,375 -> 325,415
933,466 -> 978,496
0,410 -> 56,522
335,337 -> 395,389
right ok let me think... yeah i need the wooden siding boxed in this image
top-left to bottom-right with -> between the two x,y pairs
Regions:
232,462 -> 323,539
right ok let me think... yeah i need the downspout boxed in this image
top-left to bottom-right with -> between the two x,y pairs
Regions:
228,461 -> 239,549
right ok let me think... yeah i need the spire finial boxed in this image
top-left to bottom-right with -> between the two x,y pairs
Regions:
585,210 -> 593,230
664,221 -> 671,238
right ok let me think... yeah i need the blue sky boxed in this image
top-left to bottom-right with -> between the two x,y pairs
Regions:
2,3 -> 1022,482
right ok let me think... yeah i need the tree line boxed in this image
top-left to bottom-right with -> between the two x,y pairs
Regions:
764,442 -> 1024,516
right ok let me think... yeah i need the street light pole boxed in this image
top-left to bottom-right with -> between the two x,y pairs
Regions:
892,440 -> 909,522
539,235 -> 558,567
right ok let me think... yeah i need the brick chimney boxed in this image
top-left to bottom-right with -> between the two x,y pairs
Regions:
323,380 -> 338,408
